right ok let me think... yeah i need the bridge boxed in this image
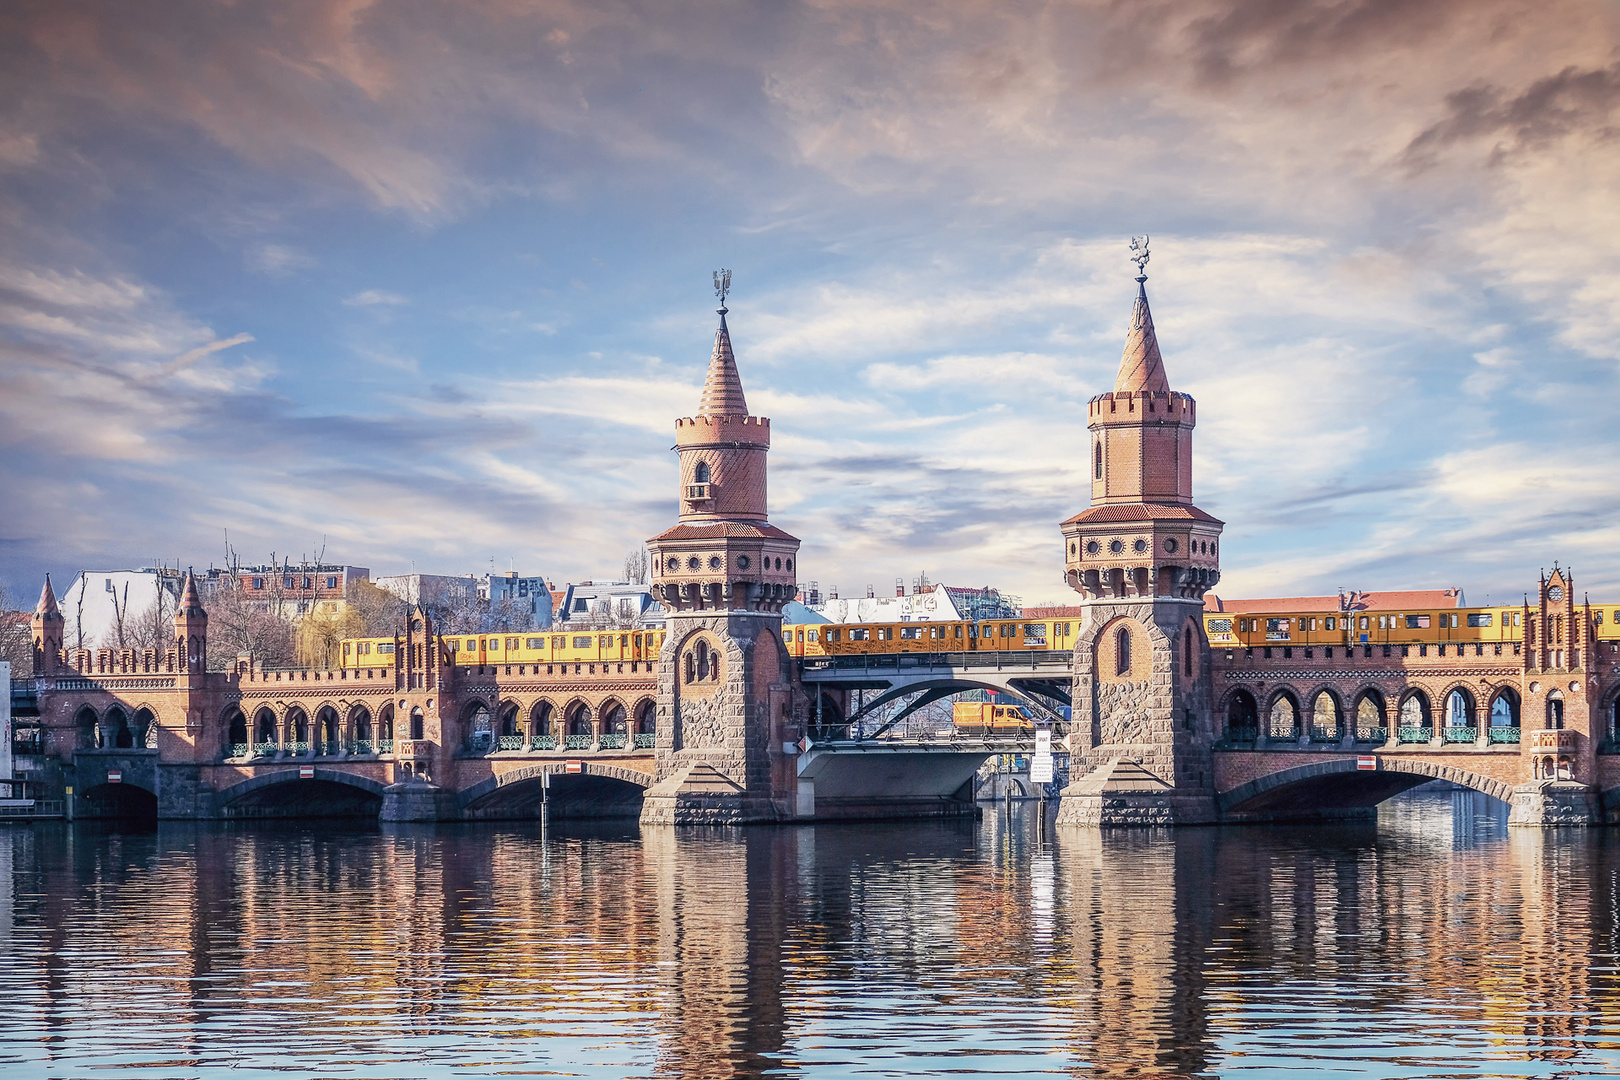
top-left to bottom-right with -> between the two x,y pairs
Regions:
12,267 -> 1619,828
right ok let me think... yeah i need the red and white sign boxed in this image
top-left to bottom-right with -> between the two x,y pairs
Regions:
106,770 -> 122,784
565,760 -> 584,774
1357,756 -> 1377,771
299,766 -> 315,780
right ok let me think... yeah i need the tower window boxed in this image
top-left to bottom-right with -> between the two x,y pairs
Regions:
1094,441 -> 1103,479
1116,627 -> 1132,675
694,461 -> 710,484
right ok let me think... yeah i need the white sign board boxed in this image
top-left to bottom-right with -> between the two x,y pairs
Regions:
1030,754 -> 1054,784
1034,728 -> 1051,756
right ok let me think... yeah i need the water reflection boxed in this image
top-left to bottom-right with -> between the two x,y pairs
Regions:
0,792 -> 1617,1078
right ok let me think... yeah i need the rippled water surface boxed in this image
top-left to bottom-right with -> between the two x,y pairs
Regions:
3,791 -> 1620,1078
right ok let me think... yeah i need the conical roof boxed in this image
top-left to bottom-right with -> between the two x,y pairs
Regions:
697,309 -> 749,416
1114,281 -> 1170,394
178,570 -> 205,617
35,574 -> 59,616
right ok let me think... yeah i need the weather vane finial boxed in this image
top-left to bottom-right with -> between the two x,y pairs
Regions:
1129,236 -> 1150,282
713,268 -> 731,309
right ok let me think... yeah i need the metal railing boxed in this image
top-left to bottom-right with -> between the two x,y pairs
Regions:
1226,726 -> 1259,743
377,739 -> 394,754
633,732 -> 656,749
254,742 -> 278,758
598,733 -> 627,750
230,743 -> 251,759
353,740 -> 373,755
0,800 -> 64,819
530,735 -> 558,751
288,741 -> 310,755
1444,726 -> 1477,744
1355,727 -> 1388,743
1268,723 -> 1299,741
1397,726 -> 1433,744
497,735 -> 525,751
801,650 -> 1073,675
565,735 -> 592,750
1310,725 -> 1340,742
1488,727 -> 1520,744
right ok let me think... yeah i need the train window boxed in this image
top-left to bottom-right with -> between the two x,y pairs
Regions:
1325,617 -> 1336,630
526,637 -> 545,648
1359,616 -> 1369,630
508,637 -> 521,650
1406,615 -> 1430,629
808,630 -> 818,641
620,635 -> 629,647
1595,613 -> 1604,625
828,629 -> 840,641
573,636 -> 592,648
445,640 -> 458,653
343,643 -> 351,655
599,635 -> 612,647
968,626 -> 977,639
1208,619 -> 1232,633
466,638 -> 477,649
1466,613 -> 1492,627
900,627 -> 920,639
376,643 -> 394,654
489,639 -> 500,651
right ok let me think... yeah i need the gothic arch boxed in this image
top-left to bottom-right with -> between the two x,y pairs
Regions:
600,698 -> 628,734
1440,684 -> 1477,729
530,699 -> 556,736
1220,688 -> 1259,739
223,705 -> 248,750
1488,685 -> 1521,728
74,705 -> 98,748
632,697 -> 657,734
1307,687 -> 1344,739
1397,688 -> 1432,729
1265,689 -> 1301,739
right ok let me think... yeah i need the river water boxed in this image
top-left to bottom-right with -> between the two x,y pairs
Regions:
1,791 -> 1618,1079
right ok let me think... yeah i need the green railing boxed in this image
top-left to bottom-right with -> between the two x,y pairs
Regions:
497,735 -> 525,751
288,741 -> 310,755
531,735 -> 558,751
633,732 -> 656,749
1310,725 -> 1340,742
377,739 -> 394,754
599,733 -> 627,750
254,742 -> 278,758
353,740 -> 373,755
1444,726 -> 1478,744
1226,726 -> 1259,743
1397,726 -> 1432,744
1356,727 -> 1389,743
230,743 -> 250,759
566,735 -> 592,750
1488,726 -> 1521,744
1268,725 -> 1299,741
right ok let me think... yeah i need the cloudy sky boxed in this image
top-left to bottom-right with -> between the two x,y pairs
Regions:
1,0 -> 1618,609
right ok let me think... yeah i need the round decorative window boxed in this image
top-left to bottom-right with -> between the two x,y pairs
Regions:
1086,540 -> 1100,555
687,556 -> 700,570
1548,586 -> 1565,602
667,557 -> 679,571
786,559 -> 793,572
774,557 -> 782,570
737,555 -> 751,569
1109,539 -> 1124,554
709,555 -> 722,570
1164,538 -> 1178,553
1133,539 -> 1147,553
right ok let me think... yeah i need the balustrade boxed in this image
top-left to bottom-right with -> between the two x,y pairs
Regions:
353,740 -> 373,755
230,743 -> 250,759
1355,726 -> 1388,743
1396,726 -> 1432,744
633,732 -> 656,749
1487,726 -> 1520,744
497,735 -> 525,751
1443,726 -> 1477,744
530,735 -> 558,751
565,734 -> 592,750
599,733 -> 627,750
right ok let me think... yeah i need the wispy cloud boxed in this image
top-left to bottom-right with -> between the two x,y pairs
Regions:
344,289 -> 409,307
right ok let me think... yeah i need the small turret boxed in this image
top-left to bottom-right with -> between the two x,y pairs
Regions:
174,569 -> 207,671
31,575 -> 64,674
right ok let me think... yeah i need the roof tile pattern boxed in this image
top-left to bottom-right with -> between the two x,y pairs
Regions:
1114,284 -> 1170,394
698,311 -> 749,417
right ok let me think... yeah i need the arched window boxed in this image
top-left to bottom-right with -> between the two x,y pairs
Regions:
225,707 -> 248,748
694,460 -> 710,484
1311,692 -> 1340,740
1355,691 -> 1386,740
603,702 -> 628,734
634,700 -> 657,734
106,706 -> 132,749
1398,693 -> 1430,733
1094,441 -> 1103,480
1269,695 -> 1299,740
1183,632 -> 1192,677
1225,690 -> 1258,740
255,707 -> 277,745
1116,627 -> 1131,675
1547,693 -> 1564,730
409,708 -> 425,741
378,704 -> 394,742
1490,689 -> 1520,728
532,701 -> 554,737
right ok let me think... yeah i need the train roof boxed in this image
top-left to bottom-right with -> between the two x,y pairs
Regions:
1205,589 -> 1464,614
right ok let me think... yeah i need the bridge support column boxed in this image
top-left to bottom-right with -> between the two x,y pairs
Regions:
1508,781 -> 1600,826
380,780 -> 460,822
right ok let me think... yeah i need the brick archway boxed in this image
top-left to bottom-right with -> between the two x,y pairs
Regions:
1218,756 -> 1513,817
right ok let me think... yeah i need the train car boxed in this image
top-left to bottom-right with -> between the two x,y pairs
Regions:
1203,606 -> 1533,651
339,629 -> 666,670
782,619 -> 1080,659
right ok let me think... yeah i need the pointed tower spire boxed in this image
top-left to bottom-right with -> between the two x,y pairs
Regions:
1115,237 -> 1170,394
178,569 -> 204,616
35,574 -> 59,616
698,304 -> 749,417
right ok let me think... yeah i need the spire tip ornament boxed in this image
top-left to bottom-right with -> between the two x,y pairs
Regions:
1129,235 -> 1150,283
713,268 -> 731,312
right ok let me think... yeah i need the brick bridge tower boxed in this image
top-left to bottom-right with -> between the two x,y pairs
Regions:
1056,240 -> 1224,825
641,278 -> 802,824
31,574 -> 63,675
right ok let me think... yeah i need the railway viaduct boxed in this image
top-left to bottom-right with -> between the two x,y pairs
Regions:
16,260 -> 1620,826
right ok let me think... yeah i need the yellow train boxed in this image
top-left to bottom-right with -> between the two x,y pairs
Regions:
337,599 -> 1617,668
340,629 -> 667,669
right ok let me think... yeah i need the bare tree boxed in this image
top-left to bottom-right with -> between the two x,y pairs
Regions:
0,580 -> 34,675
623,546 -> 649,585
343,579 -> 409,637
205,576 -> 296,670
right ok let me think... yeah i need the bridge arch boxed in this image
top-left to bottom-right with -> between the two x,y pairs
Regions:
459,763 -> 650,820
1219,756 -> 1512,820
78,780 -> 158,821
1265,689 -> 1301,740
216,768 -> 387,819
1221,688 -> 1258,740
